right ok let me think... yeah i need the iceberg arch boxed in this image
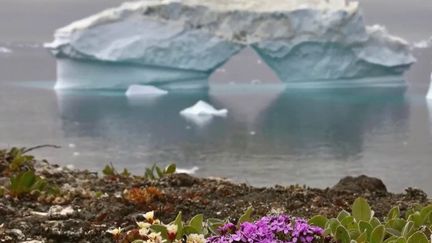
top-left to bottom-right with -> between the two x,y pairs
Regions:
46,0 -> 415,90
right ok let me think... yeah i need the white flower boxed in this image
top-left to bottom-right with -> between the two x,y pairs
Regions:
186,233 -> 206,243
139,227 -> 150,236
144,211 -> 155,222
137,221 -> 152,229
166,224 -> 178,241
106,227 -> 123,236
146,232 -> 163,243
166,224 -> 178,235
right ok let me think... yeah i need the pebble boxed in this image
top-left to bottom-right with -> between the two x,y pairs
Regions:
48,205 -> 75,218
10,229 -> 25,240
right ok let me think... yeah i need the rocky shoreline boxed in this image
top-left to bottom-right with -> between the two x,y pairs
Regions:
0,156 -> 430,242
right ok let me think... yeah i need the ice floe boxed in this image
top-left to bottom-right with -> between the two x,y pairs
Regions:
125,85 -> 168,97
180,101 -> 228,117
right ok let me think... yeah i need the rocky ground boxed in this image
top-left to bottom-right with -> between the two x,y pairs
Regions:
0,158 -> 430,242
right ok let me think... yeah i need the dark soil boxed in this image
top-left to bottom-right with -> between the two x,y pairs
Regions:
0,160 -> 429,242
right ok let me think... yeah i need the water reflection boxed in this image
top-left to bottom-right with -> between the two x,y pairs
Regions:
55,86 -> 409,165
427,98 -> 432,136
261,87 -> 409,160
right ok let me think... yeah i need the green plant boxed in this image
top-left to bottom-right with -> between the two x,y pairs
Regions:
1,145 -> 60,175
108,207 -> 254,243
308,197 -> 432,243
0,147 -> 34,175
102,163 -> 131,178
144,163 -> 176,180
8,170 -> 59,197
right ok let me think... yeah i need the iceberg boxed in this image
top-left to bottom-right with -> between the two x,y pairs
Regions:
180,101 -> 227,126
180,100 -> 228,117
0,47 -> 12,54
413,37 -> 432,49
46,0 -> 415,90
125,84 -> 168,97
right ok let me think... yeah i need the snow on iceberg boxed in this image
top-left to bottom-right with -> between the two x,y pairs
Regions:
46,0 -> 415,90
125,84 -> 168,97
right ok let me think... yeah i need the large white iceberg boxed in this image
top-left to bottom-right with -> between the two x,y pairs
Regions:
46,0 -> 415,90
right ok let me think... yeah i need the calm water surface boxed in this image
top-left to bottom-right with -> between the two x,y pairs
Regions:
0,0 -> 431,194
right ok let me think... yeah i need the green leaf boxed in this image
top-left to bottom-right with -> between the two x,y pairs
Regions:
150,225 -> 168,239
407,212 -> 423,227
102,164 -> 116,176
327,218 -> 341,235
121,168 -> 130,177
407,232 -> 429,243
189,214 -> 204,233
352,197 -> 372,222
338,210 -> 351,222
385,218 -> 406,232
384,236 -> 399,243
174,211 -> 183,239
359,221 -> 373,238
182,225 -> 200,235
395,237 -> 407,243
341,216 -> 360,238
207,218 -> 225,234
155,166 -> 164,178
356,231 -> 368,243
165,164 -> 176,174
386,227 -> 401,237
308,215 -> 328,228
145,168 -> 155,179
370,217 -> 381,228
238,207 -> 253,226
387,206 -> 400,221
336,225 -> 351,243
370,225 -> 385,243
401,221 -> 414,238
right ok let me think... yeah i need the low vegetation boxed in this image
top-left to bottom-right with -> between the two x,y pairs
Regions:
0,147 -> 431,242
106,198 -> 432,243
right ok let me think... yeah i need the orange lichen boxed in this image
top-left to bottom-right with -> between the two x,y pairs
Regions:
123,187 -> 162,205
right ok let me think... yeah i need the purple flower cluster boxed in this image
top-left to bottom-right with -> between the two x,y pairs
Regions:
207,214 -> 324,243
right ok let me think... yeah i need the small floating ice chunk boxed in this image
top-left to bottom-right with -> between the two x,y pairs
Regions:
176,166 -> 199,174
251,79 -> 262,85
413,38 -> 431,49
0,47 -> 11,54
180,101 -> 228,117
125,85 -> 168,97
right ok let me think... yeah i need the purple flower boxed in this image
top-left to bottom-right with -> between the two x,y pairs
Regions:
207,214 -> 324,243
